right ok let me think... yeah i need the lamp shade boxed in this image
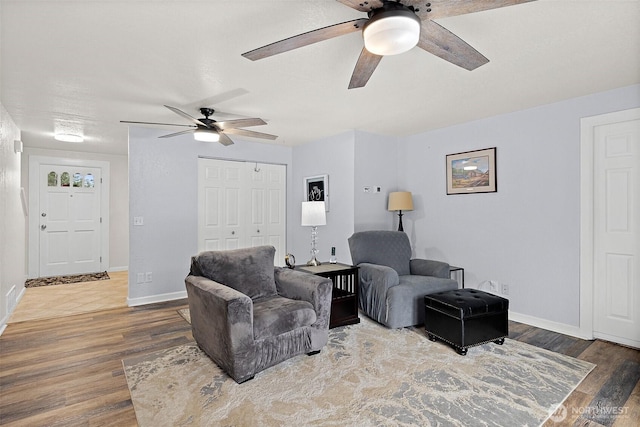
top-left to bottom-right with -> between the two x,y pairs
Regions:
194,129 -> 220,142
301,201 -> 326,226
388,191 -> 414,211
363,9 -> 421,56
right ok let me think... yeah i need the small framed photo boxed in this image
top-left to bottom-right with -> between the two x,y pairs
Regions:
304,174 -> 329,211
446,147 -> 497,195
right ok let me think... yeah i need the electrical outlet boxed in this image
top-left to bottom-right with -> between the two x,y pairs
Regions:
133,216 -> 144,226
136,273 -> 144,284
501,283 -> 509,295
145,272 -> 152,282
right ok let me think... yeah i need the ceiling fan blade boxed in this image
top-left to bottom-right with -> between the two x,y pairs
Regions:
158,129 -> 197,138
348,47 -> 383,89
214,118 -> 267,130
164,105 -> 208,127
242,19 -> 368,61
337,0 -> 384,12
222,128 -> 278,141
218,133 -> 235,146
120,120 -> 194,128
417,20 -> 489,71
414,0 -> 537,20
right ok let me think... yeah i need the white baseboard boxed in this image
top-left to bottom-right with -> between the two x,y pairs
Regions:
593,331 -> 639,349
108,266 -> 128,272
127,290 -> 187,307
1,286 -> 26,336
509,310 -> 593,341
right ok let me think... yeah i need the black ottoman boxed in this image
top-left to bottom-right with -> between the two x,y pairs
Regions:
424,289 -> 509,355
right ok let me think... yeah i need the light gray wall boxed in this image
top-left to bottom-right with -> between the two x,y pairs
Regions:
397,84 -> 640,327
291,131 -> 356,266
0,104 -> 25,330
21,147 -> 129,271
128,127 -> 292,304
354,130 -> 399,232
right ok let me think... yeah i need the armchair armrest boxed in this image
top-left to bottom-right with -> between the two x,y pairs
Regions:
185,275 -> 256,382
410,259 -> 450,279
274,267 -> 332,329
357,263 -> 399,324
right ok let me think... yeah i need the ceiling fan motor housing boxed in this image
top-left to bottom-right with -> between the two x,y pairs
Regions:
363,2 -> 421,56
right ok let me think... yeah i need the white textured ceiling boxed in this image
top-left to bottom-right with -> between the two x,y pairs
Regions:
1,0 -> 639,155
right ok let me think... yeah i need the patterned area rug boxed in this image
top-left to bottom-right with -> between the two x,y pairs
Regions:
25,271 -> 110,288
123,315 -> 595,427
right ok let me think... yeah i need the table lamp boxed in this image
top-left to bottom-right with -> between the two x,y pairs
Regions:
388,191 -> 413,232
301,201 -> 326,266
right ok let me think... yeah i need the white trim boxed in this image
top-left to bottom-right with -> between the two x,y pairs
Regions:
127,290 -> 187,307
28,155 -> 110,278
108,266 -> 128,272
579,108 -> 640,341
0,287 -> 26,336
509,311 -> 592,341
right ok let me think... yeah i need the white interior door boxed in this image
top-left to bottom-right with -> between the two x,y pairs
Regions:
198,159 -> 243,251
39,165 -> 102,277
198,158 -> 286,264
246,163 -> 286,264
593,117 -> 640,348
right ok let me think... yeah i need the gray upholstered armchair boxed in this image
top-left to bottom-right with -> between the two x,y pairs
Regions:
185,245 -> 333,383
348,230 -> 458,329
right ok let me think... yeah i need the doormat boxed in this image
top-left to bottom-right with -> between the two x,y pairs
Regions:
25,271 -> 110,288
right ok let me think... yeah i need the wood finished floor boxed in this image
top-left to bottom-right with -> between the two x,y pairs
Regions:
1,284 -> 638,426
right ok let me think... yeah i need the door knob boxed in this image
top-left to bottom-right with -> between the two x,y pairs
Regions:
41,224 -> 47,230
257,229 -> 260,233
231,231 -> 235,235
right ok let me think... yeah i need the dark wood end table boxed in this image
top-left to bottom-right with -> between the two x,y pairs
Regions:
296,263 -> 360,329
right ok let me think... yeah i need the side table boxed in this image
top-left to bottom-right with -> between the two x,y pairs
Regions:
296,263 -> 360,329
449,266 -> 465,288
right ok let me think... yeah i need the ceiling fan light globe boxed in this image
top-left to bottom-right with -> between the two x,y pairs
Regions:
363,12 -> 420,56
193,129 -> 220,142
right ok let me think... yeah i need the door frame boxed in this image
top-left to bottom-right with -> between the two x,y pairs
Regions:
28,155 -> 110,278
579,107 -> 640,340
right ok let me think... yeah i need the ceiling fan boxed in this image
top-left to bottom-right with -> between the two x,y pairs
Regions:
242,0 -> 536,89
121,105 -> 277,146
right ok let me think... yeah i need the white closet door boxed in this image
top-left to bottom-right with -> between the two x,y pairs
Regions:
246,163 -> 286,265
198,159 -> 244,251
198,159 -> 286,265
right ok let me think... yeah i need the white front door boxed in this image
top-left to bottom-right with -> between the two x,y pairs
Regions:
198,158 -> 286,264
592,117 -> 640,348
39,165 -> 102,276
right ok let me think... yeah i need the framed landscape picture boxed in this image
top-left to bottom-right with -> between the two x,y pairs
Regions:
304,174 -> 329,211
446,147 -> 497,195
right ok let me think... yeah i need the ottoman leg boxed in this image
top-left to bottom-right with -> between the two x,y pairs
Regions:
457,347 -> 468,356
494,338 -> 505,345
427,333 -> 437,342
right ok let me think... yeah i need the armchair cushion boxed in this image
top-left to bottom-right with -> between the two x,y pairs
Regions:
253,296 -> 316,340
191,245 -> 277,300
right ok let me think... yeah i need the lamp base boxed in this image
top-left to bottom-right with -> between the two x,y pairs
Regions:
306,256 -> 321,266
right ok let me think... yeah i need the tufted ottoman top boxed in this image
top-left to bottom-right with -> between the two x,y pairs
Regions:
424,289 -> 509,319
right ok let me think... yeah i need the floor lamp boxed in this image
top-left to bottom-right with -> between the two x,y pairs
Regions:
301,201 -> 326,266
388,191 -> 413,232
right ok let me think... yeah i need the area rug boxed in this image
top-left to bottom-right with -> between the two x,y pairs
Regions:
123,315 -> 595,427
25,271 -> 110,288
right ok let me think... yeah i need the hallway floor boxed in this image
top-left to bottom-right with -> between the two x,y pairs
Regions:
8,270 -> 128,323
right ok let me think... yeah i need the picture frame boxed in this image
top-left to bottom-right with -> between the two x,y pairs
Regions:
304,174 -> 329,211
446,147 -> 497,195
